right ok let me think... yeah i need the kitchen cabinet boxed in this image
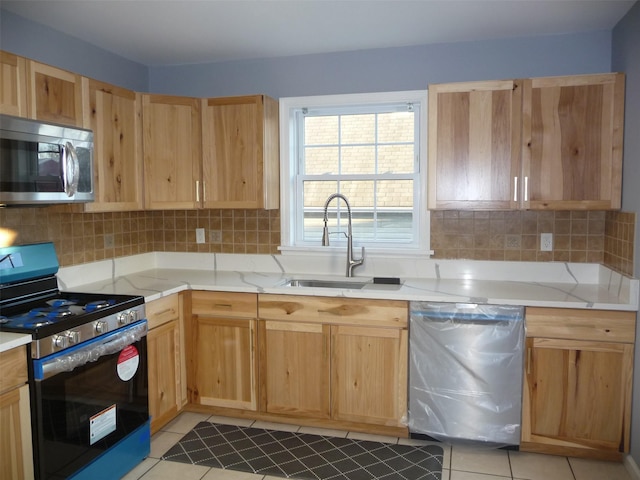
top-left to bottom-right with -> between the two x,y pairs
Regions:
26,60 -> 85,127
521,307 -> 635,461
258,294 -> 408,431
142,94 -> 202,210
83,79 -> 144,212
187,291 -> 258,411
201,95 -> 279,209
0,346 -> 34,480
521,73 -> 624,210
147,294 -> 185,434
428,79 -> 523,210
0,51 -> 27,116
428,73 -> 624,211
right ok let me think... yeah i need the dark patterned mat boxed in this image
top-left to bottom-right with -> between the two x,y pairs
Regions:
162,422 -> 444,480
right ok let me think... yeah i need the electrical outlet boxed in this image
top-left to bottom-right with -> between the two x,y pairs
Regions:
104,233 -> 114,249
196,228 -> 205,244
540,233 -> 553,252
209,230 -> 222,243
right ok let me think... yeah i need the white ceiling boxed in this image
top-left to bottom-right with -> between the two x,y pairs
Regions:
1,0 -> 636,66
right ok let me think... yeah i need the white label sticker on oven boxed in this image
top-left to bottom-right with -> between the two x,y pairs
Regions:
117,345 -> 139,381
90,404 -> 117,445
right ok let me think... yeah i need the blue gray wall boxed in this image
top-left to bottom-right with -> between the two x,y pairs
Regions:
613,0 -> 640,467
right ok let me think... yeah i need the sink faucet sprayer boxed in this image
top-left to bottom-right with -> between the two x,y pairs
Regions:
321,193 -> 365,277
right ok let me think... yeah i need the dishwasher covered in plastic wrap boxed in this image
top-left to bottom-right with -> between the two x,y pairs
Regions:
408,302 -> 525,447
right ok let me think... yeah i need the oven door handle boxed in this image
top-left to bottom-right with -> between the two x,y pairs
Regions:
34,321 -> 148,381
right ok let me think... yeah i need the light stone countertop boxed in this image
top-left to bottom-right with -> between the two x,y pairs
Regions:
4,251 -> 637,354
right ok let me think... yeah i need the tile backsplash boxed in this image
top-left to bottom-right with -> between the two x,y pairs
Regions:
0,206 -> 635,277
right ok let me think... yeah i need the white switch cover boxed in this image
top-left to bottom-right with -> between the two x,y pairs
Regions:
196,228 -> 205,244
540,233 -> 553,251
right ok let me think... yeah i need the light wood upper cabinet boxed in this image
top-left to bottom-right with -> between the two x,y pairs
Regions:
84,79 -> 144,212
0,51 -> 27,116
428,80 -> 522,210
26,60 -> 85,127
521,73 -> 625,210
428,73 -> 625,211
202,95 -> 279,209
521,307 -> 635,461
142,94 -> 202,210
187,291 -> 258,411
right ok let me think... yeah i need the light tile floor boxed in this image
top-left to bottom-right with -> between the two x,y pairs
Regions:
122,412 -> 633,480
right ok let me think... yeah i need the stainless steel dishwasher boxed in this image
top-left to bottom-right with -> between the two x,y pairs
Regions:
408,302 -> 524,447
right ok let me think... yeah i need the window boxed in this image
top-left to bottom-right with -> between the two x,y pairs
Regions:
279,91 -> 429,256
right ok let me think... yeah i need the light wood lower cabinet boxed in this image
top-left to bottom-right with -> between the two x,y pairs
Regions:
521,307 -> 635,461
259,320 -> 331,418
0,346 -> 34,480
187,291 -> 258,411
147,294 -> 185,434
258,294 -> 408,430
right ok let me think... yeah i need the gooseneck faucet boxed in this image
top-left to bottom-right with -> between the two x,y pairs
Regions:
321,193 -> 365,277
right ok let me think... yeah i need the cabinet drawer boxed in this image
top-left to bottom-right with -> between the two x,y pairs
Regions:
0,346 -> 28,394
146,294 -> 180,329
258,294 -> 408,328
526,307 -> 636,343
191,291 -> 257,318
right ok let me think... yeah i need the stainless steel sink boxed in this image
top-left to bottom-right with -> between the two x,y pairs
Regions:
282,279 -> 370,289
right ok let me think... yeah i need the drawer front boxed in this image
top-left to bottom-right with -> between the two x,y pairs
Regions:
526,307 -> 636,343
258,294 -> 408,328
147,294 -> 180,329
0,346 -> 28,394
191,291 -> 257,318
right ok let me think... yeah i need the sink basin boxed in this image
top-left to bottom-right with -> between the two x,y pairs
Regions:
282,279 -> 370,289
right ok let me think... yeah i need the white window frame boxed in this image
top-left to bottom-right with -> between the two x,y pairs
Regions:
279,90 -> 430,258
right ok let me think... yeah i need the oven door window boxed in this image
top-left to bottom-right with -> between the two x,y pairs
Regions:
33,329 -> 148,480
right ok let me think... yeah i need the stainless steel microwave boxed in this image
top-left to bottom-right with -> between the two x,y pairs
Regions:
0,114 -> 94,205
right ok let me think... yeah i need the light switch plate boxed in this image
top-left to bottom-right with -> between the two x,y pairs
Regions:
196,228 -> 205,244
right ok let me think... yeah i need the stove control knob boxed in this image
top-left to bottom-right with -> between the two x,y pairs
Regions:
66,331 -> 81,344
129,310 -> 139,323
52,335 -> 69,349
118,312 -> 130,325
95,320 -> 109,334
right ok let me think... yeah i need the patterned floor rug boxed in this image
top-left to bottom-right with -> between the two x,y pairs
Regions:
162,422 -> 444,480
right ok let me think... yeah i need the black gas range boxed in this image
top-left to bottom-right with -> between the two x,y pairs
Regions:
0,242 -> 150,480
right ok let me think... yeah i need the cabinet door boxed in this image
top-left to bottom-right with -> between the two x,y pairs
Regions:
522,337 -> 633,459
0,385 -> 34,480
84,79 -> 144,212
259,320 -> 331,418
522,73 -> 624,210
331,325 -> 407,427
148,320 -> 181,434
142,94 -> 202,209
0,51 -> 27,116
202,95 -> 279,209
26,60 -> 85,127
428,80 -> 522,210
191,316 -> 257,410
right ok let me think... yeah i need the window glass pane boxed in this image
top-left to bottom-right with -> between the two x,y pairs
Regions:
341,146 -> 375,174
338,180 -> 374,209
341,114 -> 375,144
378,112 -> 414,143
304,146 -> 339,174
378,144 -> 414,174
303,180 -> 337,207
378,179 -> 413,208
305,116 -> 338,145
302,180 -> 337,242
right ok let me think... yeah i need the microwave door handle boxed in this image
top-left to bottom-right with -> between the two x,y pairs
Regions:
63,142 -> 80,197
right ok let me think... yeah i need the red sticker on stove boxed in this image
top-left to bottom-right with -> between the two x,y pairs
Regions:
117,345 -> 139,381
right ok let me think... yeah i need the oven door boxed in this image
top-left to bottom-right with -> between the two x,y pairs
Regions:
31,321 -> 150,480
